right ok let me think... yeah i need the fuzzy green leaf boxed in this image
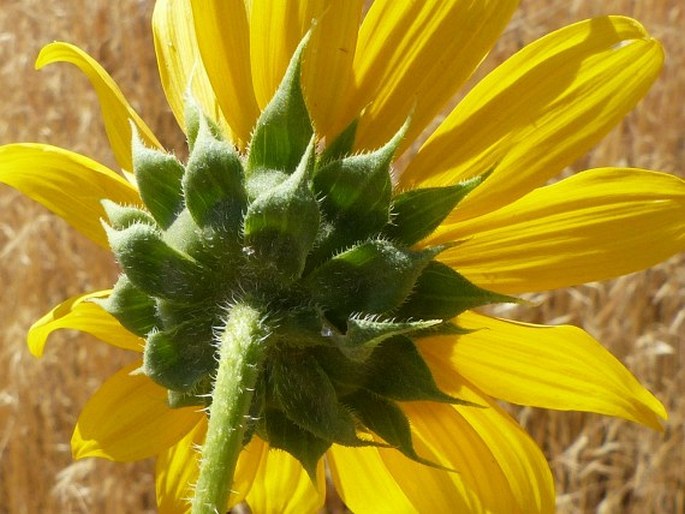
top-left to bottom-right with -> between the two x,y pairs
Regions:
310,346 -> 366,397
184,95 -> 224,152
306,240 -> 437,316
343,391 -> 417,456
244,139 -> 320,278
101,200 -> 156,230
247,33 -> 313,174
399,260 -> 516,319
105,222 -> 207,302
270,351 -> 359,445
94,275 -> 157,337
335,316 -> 441,362
143,325 -> 215,391
184,117 -> 246,232
311,119 -> 408,261
132,132 -> 185,229
264,407 -> 330,483
386,175 -> 484,246
364,336 -> 454,403
319,118 -> 358,164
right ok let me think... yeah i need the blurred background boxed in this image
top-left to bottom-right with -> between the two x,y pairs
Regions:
0,1 -> 683,512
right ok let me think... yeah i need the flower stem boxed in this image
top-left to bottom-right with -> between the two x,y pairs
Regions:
192,303 -> 266,514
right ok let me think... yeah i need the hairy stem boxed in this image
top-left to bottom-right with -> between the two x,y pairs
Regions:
192,303 -> 266,514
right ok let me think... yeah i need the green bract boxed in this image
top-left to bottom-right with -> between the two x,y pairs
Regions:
100,37 -> 510,479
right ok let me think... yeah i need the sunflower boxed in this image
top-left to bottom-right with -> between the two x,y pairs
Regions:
2,1 -> 684,513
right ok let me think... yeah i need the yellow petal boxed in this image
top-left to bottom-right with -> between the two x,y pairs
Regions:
245,444 -> 325,514
401,16 -> 663,221
72,361 -> 201,462
0,143 -> 141,248
348,0 -> 518,152
152,0 -> 231,140
156,418 -> 206,514
419,310 -> 667,429
189,0 -> 259,147
328,445 -> 416,513
399,400 -> 527,514
330,394 -> 554,514
249,0 -> 326,109
155,421 -> 264,514
302,0 -> 364,138
35,42 -> 162,172
374,435 -> 493,514
28,290 -> 144,357
430,168 -> 685,294
405,392 -> 555,514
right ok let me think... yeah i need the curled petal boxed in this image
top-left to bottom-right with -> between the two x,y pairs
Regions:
36,42 -> 162,171
0,143 -> 140,248
419,310 -> 667,429
28,290 -> 143,357
72,361 -> 202,462
431,168 -> 685,294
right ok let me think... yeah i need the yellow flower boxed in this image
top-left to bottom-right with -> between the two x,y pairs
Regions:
2,1 -> 684,513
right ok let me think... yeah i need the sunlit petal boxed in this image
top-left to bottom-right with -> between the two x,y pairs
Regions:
430,168 -> 685,294
35,42 -> 162,171
348,0 -> 518,152
190,0 -> 257,147
72,361 -> 201,462
152,0 -> 231,139
156,421 -> 264,513
419,310 -> 667,429
249,0 -> 317,108
246,443 -> 325,514
302,0 -> 363,138
28,290 -> 143,357
328,445 -> 416,513
401,16 -> 663,221
0,143 -> 141,248
156,418 -> 206,514
406,389 -> 555,514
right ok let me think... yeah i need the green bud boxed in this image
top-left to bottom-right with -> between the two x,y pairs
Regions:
183,116 -> 247,233
243,139 -> 320,279
306,239 -> 437,317
132,130 -> 185,229
101,199 -> 156,230
143,324 -> 216,391
105,222 -> 207,302
94,274 -> 157,337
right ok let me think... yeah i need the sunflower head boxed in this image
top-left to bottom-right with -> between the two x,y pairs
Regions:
98,34 -> 509,478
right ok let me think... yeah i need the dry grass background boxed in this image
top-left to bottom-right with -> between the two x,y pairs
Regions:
0,1 -> 683,512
